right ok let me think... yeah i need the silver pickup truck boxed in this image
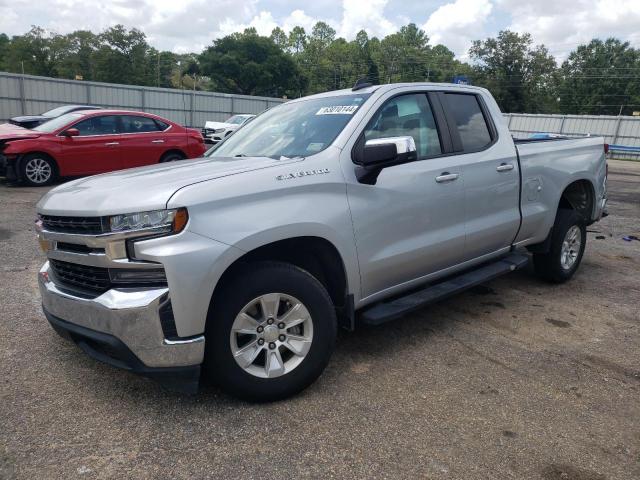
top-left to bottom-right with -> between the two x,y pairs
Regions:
36,83 -> 608,400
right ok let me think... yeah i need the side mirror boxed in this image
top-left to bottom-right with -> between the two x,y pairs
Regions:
62,128 -> 80,137
353,136 -> 417,184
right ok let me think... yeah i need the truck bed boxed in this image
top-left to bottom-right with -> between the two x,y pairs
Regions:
513,135 -> 607,246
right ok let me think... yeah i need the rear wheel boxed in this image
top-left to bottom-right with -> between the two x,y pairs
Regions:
533,209 -> 586,283
21,154 -> 57,186
159,151 -> 185,163
204,261 -> 337,401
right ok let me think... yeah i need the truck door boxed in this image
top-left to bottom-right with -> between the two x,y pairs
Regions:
440,93 -> 521,261
346,93 -> 468,299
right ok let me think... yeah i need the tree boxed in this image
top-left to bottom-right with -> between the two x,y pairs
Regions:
372,24 -> 430,83
0,33 -> 10,71
559,38 -> 640,115
199,29 -> 305,97
270,27 -> 288,51
3,27 -> 67,76
92,25 -> 153,85
56,30 -> 99,80
288,27 -> 307,55
469,30 -> 558,113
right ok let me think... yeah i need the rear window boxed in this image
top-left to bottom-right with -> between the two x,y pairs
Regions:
121,115 -> 163,133
445,93 -> 492,151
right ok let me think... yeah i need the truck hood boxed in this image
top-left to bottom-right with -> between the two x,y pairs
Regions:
0,123 -> 43,141
37,155 -> 296,216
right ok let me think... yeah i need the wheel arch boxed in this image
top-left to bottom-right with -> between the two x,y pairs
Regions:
207,235 -> 353,330
18,151 -> 59,181
159,149 -> 186,162
529,178 -> 596,254
557,178 -> 596,222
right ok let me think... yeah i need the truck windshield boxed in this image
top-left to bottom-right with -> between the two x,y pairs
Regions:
209,93 -> 371,159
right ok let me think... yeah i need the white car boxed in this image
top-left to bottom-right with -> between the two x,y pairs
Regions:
202,114 -> 255,143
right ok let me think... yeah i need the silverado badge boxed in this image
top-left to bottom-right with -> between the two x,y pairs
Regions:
276,168 -> 330,181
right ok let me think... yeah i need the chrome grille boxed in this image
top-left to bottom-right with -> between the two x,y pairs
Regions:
41,215 -> 105,235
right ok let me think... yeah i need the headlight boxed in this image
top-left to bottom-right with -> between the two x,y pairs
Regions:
214,128 -> 225,133
109,208 -> 188,234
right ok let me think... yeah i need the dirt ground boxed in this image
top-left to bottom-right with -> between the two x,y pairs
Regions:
0,160 -> 638,480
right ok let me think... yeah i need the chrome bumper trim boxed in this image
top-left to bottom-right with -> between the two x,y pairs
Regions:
39,261 -> 204,368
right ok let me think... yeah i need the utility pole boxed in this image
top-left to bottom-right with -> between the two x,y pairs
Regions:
157,52 -> 160,87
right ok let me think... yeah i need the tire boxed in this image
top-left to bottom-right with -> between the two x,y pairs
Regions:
204,261 -> 337,402
533,209 -> 587,283
159,151 -> 185,163
20,153 -> 57,186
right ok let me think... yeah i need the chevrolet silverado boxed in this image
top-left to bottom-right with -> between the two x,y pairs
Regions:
35,82 -> 608,401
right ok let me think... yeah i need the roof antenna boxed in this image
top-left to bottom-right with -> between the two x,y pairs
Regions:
352,77 -> 373,91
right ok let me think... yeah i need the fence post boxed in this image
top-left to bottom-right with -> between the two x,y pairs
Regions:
559,115 -> 567,134
86,83 -> 91,104
507,114 -> 513,128
230,96 -> 235,115
190,91 -> 194,127
141,89 -> 146,112
612,116 -> 623,146
18,75 -> 26,115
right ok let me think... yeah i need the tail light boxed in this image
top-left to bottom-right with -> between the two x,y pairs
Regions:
603,143 -> 609,154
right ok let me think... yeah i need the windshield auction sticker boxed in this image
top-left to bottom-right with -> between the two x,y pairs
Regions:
316,105 -> 359,115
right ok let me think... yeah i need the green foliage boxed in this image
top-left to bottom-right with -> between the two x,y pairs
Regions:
0,23 -> 638,115
559,38 -> 640,115
470,31 -> 558,113
199,28 -> 304,97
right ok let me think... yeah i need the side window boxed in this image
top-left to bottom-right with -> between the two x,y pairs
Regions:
154,119 -> 170,131
445,94 -> 492,151
72,115 -> 119,136
121,115 -> 162,133
364,94 -> 441,158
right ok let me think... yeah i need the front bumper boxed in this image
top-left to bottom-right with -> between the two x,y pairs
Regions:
39,261 -> 205,391
45,309 -> 201,393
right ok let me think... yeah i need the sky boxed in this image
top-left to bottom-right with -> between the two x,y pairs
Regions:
1,0 -> 639,60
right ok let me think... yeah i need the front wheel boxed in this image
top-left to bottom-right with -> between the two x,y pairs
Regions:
21,154 -> 57,186
533,209 -> 587,283
204,261 -> 337,401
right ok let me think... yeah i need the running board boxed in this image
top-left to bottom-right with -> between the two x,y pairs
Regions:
359,253 -> 529,325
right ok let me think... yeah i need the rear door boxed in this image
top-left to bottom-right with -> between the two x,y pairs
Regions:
346,92 -> 468,298
58,115 -> 122,175
441,92 -> 521,261
119,115 -> 171,167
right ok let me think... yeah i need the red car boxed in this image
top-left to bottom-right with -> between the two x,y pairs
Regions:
0,110 -> 206,186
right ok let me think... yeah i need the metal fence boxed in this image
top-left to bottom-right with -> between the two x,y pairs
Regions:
504,113 -> 640,159
0,72 -> 285,128
1,71 -> 638,158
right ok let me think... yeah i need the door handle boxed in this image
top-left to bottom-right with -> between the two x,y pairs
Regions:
435,172 -> 459,183
151,139 -> 165,144
104,142 -> 119,146
496,163 -> 514,172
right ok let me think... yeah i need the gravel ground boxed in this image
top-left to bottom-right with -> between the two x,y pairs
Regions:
1,160 -> 639,480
